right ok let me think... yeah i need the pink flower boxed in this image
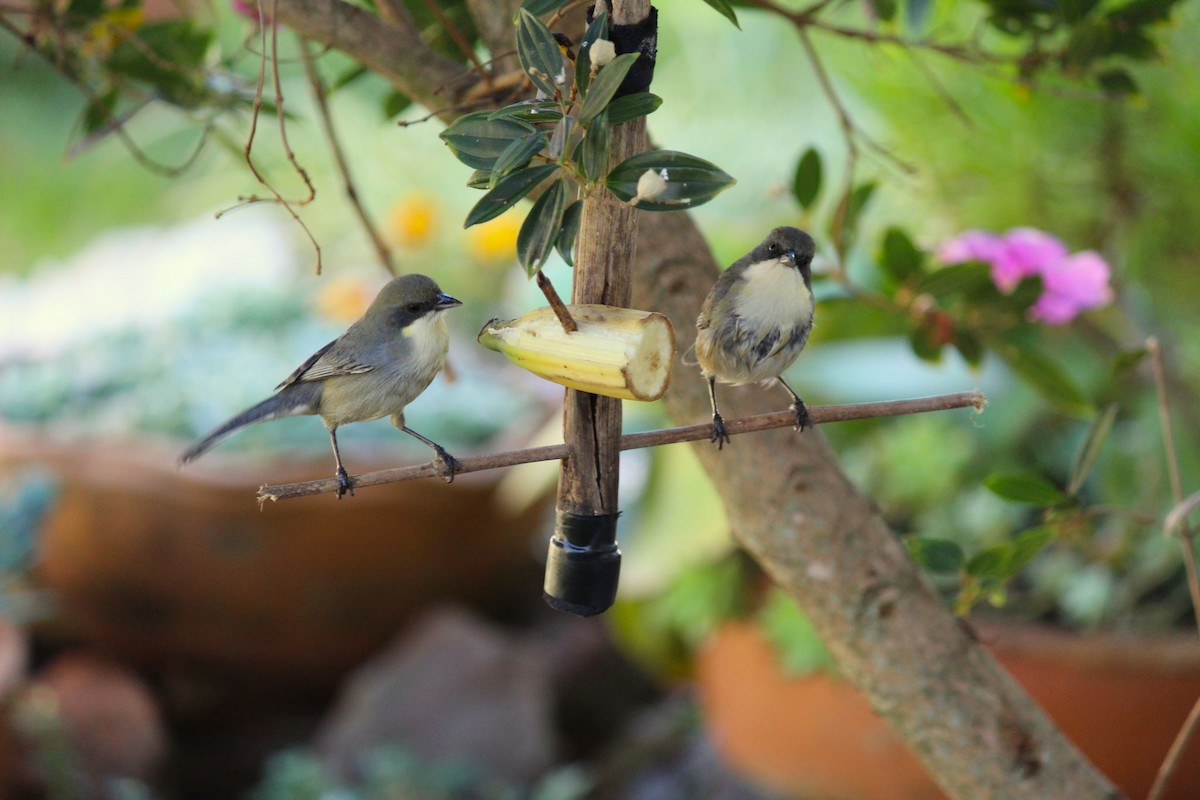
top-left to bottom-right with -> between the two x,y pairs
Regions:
937,227 -> 1113,325
231,0 -> 264,22
1031,250 -> 1114,324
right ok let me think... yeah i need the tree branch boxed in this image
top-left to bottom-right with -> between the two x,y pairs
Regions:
271,0 -> 473,109
257,393 -> 983,502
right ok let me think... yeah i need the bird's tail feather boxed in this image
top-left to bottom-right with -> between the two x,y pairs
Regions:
179,386 -> 318,465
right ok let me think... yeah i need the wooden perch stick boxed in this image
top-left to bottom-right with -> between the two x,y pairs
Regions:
257,390 -> 985,502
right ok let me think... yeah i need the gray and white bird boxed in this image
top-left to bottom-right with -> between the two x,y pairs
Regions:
180,273 -> 463,497
695,226 -> 816,449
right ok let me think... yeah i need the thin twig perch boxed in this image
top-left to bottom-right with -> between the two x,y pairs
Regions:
257,390 -> 985,503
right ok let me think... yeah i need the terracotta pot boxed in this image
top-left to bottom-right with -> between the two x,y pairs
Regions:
696,620 -> 1200,800
0,429 -> 549,683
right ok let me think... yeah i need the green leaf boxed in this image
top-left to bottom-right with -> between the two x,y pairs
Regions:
577,52 -> 639,125
548,115 -> 576,161
491,131 -> 550,181
574,12 -> 609,98
382,90 -> 412,119
440,112 -> 537,170
605,150 -> 736,211
700,0 -> 740,27
1068,403 -> 1117,496
908,324 -> 943,363
488,100 -> 563,122
791,148 -> 822,210
998,340 -> 1092,415
518,0 -> 567,17
464,164 -> 559,227
516,8 -> 567,98
1004,527 -> 1053,578
1097,68 -> 1139,96
466,170 -> 491,190
965,544 -> 1011,579
82,91 -> 118,135
917,263 -> 992,299
517,178 -> 569,276
578,111 -> 611,183
872,0 -> 897,22
556,200 -> 582,266
756,591 -> 835,677
985,471 -> 1066,505
880,227 -> 924,283
954,328 -> 984,367
606,92 -> 662,125
108,20 -> 213,107
837,181 -> 877,249
906,537 -> 964,573
993,274 -> 1044,313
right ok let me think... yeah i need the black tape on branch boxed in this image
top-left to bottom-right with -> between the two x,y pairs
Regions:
543,511 -> 622,617
589,4 -> 657,97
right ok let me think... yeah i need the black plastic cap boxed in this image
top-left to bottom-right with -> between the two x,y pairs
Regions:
543,536 -> 622,617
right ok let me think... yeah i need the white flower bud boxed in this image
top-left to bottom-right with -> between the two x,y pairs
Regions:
589,38 -> 617,67
631,168 -> 668,206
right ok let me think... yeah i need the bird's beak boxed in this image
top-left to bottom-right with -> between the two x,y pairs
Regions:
782,249 -> 797,267
435,292 -> 463,310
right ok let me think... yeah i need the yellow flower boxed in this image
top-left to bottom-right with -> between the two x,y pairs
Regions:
468,214 -> 522,263
315,276 -> 373,324
82,7 -> 144,57
388,194 -> 437,247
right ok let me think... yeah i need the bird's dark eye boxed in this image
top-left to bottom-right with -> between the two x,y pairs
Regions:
406,302 -> 423,314
766,242 -> 781,256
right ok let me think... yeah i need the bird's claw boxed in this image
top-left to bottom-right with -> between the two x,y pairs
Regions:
335,466 -> 355,499
710,414 -> 731,450
433,446 -> 461,484
792,399 -> 811,432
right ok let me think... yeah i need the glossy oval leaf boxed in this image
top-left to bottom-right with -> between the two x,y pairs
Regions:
466,169 -> 491,190
701,0 -> 740,27
880,226 -> 924,283
556,200 -> 582,266
906,537 -> 964,574
606,92 -> 662,125
440,112 -> 536,170
488,100 -> 563,122
605,150 -> 736,211
985,471 -> 1066,505
578,52 -> 639,125
518,0 -> 567,17
574,12 -> 609,98
792,147 -> 822,210
465,163 -> 559,228
516,8 -> 567,98
517,178 -> 569,276
578,111 -> 611,184
491,131 -> 550,181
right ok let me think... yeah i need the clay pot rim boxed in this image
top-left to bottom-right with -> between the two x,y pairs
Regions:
973,617 -> 1200,674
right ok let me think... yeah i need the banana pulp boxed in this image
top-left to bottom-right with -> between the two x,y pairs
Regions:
477,304 -> 676,401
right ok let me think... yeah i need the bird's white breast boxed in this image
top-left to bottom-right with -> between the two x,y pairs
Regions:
403,312 -> 451,373
734,258 -> 813,328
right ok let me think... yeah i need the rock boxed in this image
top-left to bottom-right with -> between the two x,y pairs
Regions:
20,652 -> 168,793
316,606 -> 557,786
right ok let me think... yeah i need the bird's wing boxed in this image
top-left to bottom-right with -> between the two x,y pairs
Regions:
275,338 -> 377,390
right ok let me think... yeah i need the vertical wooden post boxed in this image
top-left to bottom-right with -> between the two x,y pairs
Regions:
543,0 -> 653,616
